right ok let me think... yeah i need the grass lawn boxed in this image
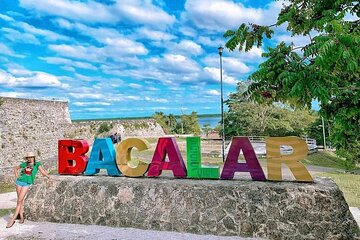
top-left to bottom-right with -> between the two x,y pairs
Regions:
316,172 -> 360,207
0,209 -> 13,217
303,151 -> 351,170
0,182 -> 15,194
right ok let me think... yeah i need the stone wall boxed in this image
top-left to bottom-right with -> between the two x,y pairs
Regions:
0,97 -> 71,180
0,97 -> 164,182
25,176 -> 359,239
65,119 -> 165,144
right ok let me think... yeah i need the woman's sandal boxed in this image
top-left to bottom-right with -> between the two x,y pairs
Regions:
6,220 -> 15,228
19,218 -> 24,224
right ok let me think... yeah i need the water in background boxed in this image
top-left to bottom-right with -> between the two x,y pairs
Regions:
198,117 -> 221,128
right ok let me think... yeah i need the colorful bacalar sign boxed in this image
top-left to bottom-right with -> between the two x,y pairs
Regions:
58,136 -> 313,182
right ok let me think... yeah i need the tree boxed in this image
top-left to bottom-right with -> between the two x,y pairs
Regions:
224,87 -> 317,138
180,111 -> 201,136
152,111 -> 201,135
152,112 -> 171,134
224,0 -> 359,167
201,123 -> 213,137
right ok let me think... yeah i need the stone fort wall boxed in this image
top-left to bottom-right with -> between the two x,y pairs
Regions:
0,97 -> 164,182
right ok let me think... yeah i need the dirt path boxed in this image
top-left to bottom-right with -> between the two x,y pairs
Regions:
0,216 -> 259,240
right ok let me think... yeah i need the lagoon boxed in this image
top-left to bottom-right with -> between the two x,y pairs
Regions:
198,117 -> 220,128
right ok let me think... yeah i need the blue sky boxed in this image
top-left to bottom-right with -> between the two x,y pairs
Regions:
0,0 -> 313,120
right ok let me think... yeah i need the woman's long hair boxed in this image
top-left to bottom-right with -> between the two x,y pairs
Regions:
26,157 -> 36,167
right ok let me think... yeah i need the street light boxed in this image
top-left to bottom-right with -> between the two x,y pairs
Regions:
218,46 -> 225,162
321,116 -> 326,150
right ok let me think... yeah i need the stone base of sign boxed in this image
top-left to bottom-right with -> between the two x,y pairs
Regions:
25,175 -> 359,239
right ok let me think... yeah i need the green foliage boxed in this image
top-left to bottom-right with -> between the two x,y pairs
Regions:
180,112 -> 201,136
224,23 -> 274,51
121,122 -> 150,130
0,182 -> 15,194
317,172 -> 360,207
224,95 -> 317,138
224,0 -> 360,166
0,209 -> 14,218
98,123 -> 111,134
152,112 -> 174,134
201,124 -> 213,137
152,111 -> 201,135
303,151 -> 350,170
307,117 -> 326,147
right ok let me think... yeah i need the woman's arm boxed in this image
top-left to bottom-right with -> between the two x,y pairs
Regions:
38,166 -> 51,179
13,166 -> 20,178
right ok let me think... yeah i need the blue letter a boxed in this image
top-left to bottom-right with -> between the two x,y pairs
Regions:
84,138 -> 121,176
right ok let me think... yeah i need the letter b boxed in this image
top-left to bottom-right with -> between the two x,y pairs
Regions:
58,139 -> 89,175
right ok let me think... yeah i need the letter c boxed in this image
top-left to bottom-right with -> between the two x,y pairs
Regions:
116,138 -> 150,177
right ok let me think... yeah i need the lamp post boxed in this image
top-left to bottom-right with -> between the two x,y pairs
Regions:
321,116 -> 326,150
218,46 -> 225,162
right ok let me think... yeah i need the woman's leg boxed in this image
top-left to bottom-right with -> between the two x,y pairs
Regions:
16,184 -> 21,197
19,188 -> 29,222
6,186 -> 29,227
15,184 -> 21,220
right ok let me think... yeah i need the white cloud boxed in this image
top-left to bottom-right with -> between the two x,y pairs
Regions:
69,93 -> 105,99
0,69 -> 68,88
344,12 -> 359,21
129,83 -> 142,89
171,40 -> 203,56
5,63 -> 32,76
147,86 -> 159,91
144,97 -> 168,103
1,27 -> 40,44
184,0 -> 282,32
0,43 -> 25,58
73,101 -> 111,107
50,21 -> 148,61
40,57 -> 97,71
202,55 -> 251,74
178,26 -> 198,38
115,0 -> 175,26
275,34 -> 312,48
14,21 -> 70,42
20,0 -> 175,26
223,57 -> 251,73
124,95 -> 141,101
0,69 -> 17,86
236,47 -> 264,62
206,89 -> 220,96
134,27 -> 176,41
84,107 -> 105,112
49,44 -> 104,62
197,36 -> 224,47
0,13 -> 15,22
203,67 -> 238,85
154,54 -> 201,74
104,38 -> 148,56
0,91 -> 28,98
17,72 -> 69,88
19,0 -> 118,24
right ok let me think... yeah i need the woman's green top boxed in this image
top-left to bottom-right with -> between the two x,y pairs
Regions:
17,162 -> 41,184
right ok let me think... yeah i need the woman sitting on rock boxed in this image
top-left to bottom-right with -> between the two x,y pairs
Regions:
6,152 -> 51,228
